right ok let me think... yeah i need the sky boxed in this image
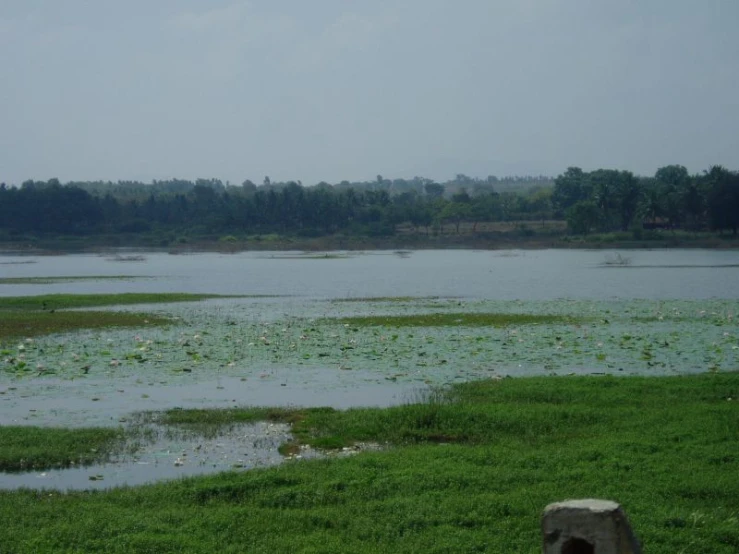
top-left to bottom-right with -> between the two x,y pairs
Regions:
1,0 -> 738,186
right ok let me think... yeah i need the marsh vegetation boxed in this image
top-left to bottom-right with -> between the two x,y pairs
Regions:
0,293 -> 239,341
0,373 -> 737,552
0,251 -> 737,552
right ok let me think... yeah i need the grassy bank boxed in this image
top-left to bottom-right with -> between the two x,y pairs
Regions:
1,372 -> 737,553
0,427 -> 125,472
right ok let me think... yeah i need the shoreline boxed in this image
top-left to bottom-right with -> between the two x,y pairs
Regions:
1,233 -> 738,255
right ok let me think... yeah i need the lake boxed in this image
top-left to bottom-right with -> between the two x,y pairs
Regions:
1,248 -> 737,489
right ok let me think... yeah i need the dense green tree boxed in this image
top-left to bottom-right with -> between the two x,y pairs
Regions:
424,182 -> 445,199
0,165 -> 735,242
612,171 -> 641,231
566,200 -> 600,235
552,167 -> 590,215
655,165 -> 690,227
705,166 -> 739,235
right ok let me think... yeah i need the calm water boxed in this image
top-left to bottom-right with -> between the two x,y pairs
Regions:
1,248 -> 739,299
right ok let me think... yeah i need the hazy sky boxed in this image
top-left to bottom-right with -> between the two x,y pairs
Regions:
1,1 -> 738,185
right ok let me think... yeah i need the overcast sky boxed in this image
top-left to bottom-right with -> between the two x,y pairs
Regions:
1,1 -> 738,185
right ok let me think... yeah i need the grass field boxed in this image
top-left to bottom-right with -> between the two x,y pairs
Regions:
1,372 -> 737,553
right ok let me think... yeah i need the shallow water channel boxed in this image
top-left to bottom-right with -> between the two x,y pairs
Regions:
1,248 -> 738,489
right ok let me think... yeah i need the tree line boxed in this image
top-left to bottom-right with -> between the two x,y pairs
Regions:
553,165 -> 739,235
0,165 -> 737,240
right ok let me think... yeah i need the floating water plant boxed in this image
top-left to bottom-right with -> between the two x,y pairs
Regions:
326,312 -> 577,328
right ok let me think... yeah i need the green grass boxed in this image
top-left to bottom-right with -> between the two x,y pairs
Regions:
0,293 -> 242,340
326,312 -> 578,327
0,293 -> 233,311
0,426 -> 125,471
0,373 -> 734,552
0,310 -> 172,340
0,276 -> 145,285
155,407 -> 311,441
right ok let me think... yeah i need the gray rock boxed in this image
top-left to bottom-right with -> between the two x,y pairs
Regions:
542,499 -> 641,554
